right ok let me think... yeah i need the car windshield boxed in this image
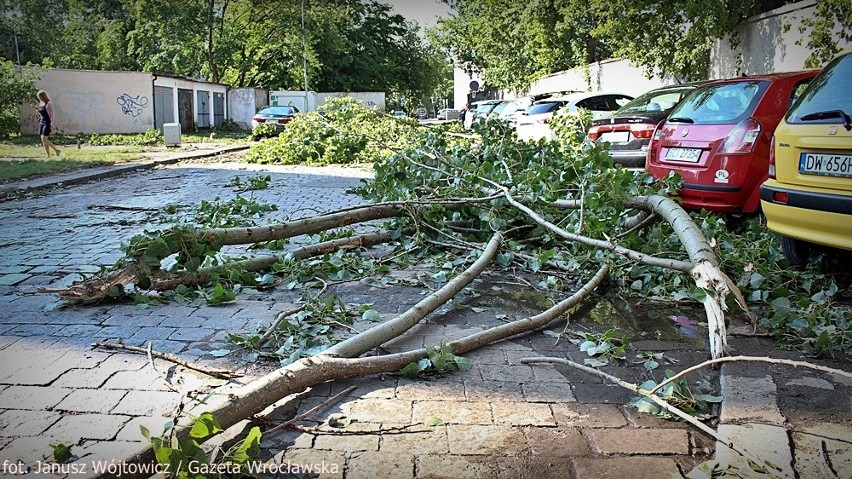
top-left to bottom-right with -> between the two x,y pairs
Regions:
260,106 -> 297,116
787,55 -> 852,124
668,81 -> 767,124
475,103 -> 498,114
526,102 -> 564,115
616,87 -> 694,115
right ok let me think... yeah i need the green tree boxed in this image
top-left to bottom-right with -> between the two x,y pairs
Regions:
797,0 -> 852,67
0,60 -> 37,138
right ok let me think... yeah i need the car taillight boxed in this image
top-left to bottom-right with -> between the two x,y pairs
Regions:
773,191 -> 789,204
280,117 -> 293,124
252,116 -> 264,123
768,135 -> 776,178
718,118 -> 761,154
629,123 -> 655,139
536,118 -> 550,124
648,122 -> 664,164
587,126 -> 601,140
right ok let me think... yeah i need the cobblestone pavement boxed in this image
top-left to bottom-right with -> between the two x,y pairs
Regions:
0,153 -> 849,478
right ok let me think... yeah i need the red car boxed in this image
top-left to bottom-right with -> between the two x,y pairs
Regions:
646,71 -> 818,213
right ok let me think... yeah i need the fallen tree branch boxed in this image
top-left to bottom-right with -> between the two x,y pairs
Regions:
520,356 -> 783,476
92,342 -> 242,379
120,262 -> 609,475
265,385 -> 358,436
649,355 -> 852,395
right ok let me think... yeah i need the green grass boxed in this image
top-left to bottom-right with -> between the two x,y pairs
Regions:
0,144 -> 147,182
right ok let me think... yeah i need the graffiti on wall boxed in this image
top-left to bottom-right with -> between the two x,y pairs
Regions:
116,93 -> 149,117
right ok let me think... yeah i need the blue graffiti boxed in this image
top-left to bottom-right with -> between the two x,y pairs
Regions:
116,93 -> 149,117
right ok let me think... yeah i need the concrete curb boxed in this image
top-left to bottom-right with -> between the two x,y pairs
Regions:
0,144 -> 250,202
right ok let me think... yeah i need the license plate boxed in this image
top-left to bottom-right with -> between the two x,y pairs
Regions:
799,152 -> 852,178
599,131 -> 630,143
665,147 -> 702,162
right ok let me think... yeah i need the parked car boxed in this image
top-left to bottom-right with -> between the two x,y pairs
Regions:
498,97 -> 535,128
516,92 -> 633,141
487,100 -> 514,120
645,70 -> 818,213
437,108 -> 460,121
466,100 -> 504,128
760,51 -> 852,265
392,110 -> 406,118
587,84 -> 701,167
252,105 -> 299,130
416,107 -> 428,120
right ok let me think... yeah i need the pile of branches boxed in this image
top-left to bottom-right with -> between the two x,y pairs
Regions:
58,116 -> 778,474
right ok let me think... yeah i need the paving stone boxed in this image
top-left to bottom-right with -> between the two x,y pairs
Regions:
0,386 -> 73,410
0,265 -> 32,274
343,398 -> 413,424
530,364 -> 572,383
572,457 -> 681,479
54,389 -> 127,413
784,376 -> 834,390
0,409 -> 63,436
111,390 -> 182,417
168,328 -> 216,341
719,375 -> 785,425
130,326 -> 177,341
550,404 -> 628,428
57,324 -> 104,337
415,455 -> 492,479
494,455 -> 576,479
313,423 -> 381,452
447,424 -> 528,455
455,347 -> 506,365
102,313 -> 163,327
95,325 -> 142,340
0,273 -> 31,285
50,354 -> 147,388
792,425 -> 852,479
479,364 -> 536,382
46,413 -> 131,442
715,424 -> 795,478
143,339 -> 186,354
6,323 -> 66,336
587,428 -> 690,455
464,380 -> 524,401
115,415 -> 171,442
348,451 -> 414,479
491,401 -> 556,426
522,382 -> 577,403
328,376 -> 397,399
522,426 -> 591,456
0,358 -> 77,386
396,379 -> 466,401
158,316 -> 208,328
281,448 -> 345,479
413,400 -> 492,425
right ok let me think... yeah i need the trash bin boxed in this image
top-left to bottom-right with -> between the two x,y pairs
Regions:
163,123 -> 181,147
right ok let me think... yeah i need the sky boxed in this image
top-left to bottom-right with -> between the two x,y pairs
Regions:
387,0 -> 453,30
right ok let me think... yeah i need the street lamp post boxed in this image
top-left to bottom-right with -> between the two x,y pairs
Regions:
301,0 -> 309,112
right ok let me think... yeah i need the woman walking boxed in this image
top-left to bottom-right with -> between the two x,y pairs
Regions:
35,90 -> 60,157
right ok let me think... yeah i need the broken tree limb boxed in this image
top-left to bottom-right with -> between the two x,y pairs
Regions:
92,341 -> 242,379
152,230 -> 400,291
323,231 -> 503,358
122,260 -> 608,474
649,355 -> 852,395
520,356 -> 784,477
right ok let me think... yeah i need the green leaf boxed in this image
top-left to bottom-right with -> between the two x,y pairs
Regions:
400,362 -> 422,378
230,426 -> 262,464
51,443 -> 73,464
189,412 -> 224,441
426,416 -> 445,426
361,309 -> 382,322
454,356 -> 473,372
208,348 -> 230,357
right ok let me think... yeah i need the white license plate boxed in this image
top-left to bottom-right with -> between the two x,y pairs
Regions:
799,152 -> 852,178
665,147 -> 702,162
599,131 -> 630,143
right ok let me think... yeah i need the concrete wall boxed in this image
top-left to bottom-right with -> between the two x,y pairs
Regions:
21,69 -> 154,134
711,0 -> 851,77
316,92 -> 386,112
229,87 -> 268,130
528,59 -> 673,97
154,75 -> 228,131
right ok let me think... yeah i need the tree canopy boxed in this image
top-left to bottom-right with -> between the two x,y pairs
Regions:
0,0 -> 450,106
431,0 -> 851,90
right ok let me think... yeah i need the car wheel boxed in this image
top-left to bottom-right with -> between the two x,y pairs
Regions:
780,235 -> 810,268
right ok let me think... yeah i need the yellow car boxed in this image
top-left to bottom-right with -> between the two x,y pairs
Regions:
760,50 -> 852,266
